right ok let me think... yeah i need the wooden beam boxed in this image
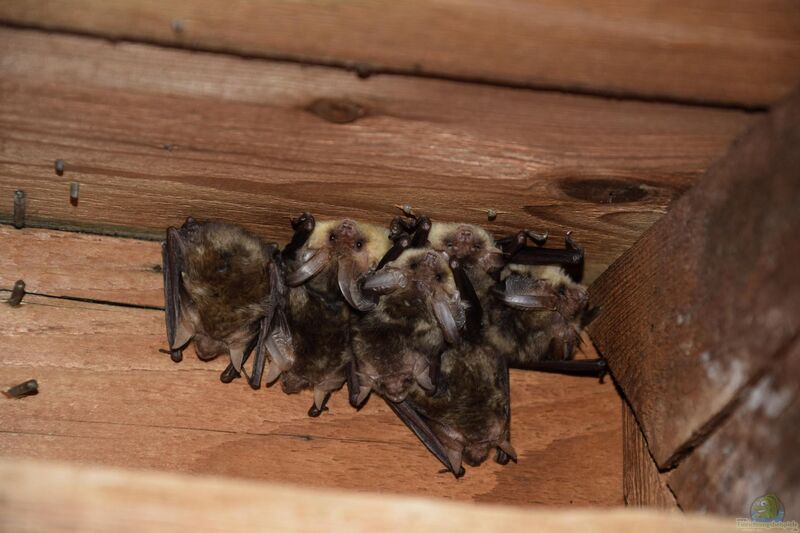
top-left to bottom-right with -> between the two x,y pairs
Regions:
668,338 -> 800,515
0,29 -> 755,284
622,402 -> 677,509
0,287 -> 622,505
588,92 -> 800,468
1,1 -> 799,107
0,459 -> 734,533
0,226 -> 162,307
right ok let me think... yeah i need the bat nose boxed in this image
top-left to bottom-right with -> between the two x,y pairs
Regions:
380,375 -> 414,402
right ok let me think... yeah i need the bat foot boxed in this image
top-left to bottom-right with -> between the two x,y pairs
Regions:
307,404 -> 329,417
494,448 -> 517,465
438,467 -> 465,478
247,375 -> 262,390
219,364 -> 241,383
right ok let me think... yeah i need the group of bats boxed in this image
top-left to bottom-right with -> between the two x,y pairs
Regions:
161,208 -> 605,477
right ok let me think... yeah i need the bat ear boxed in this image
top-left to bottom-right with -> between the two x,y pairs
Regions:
492,278 -> 558,311
432,294 -> 461,344
337,257 -> 378,311
287,247 -> 330,286
361,268 -> 407,295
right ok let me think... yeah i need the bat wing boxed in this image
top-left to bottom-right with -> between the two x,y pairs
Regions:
250,246 -> 295,389
385,398 -> 464,478
162,226 -> 192,362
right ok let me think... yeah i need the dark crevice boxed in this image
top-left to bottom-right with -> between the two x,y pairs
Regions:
1,287 -> 164,311
0,219 -> 162,242
0,21 -> 769,114
594,330 -> 800,479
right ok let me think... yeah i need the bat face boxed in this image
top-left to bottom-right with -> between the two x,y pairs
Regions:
427,222 -> 505,275
352,248 -> 466,403
287,219 -> 391,310
492,264 -> 590,362
498,264 -> 588,319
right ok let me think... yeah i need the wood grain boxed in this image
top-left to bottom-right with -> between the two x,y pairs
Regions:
622,402 -> 677,509
0,460 -> 736,533
0,29 -> 756,284
0,226 -> 162,306
668,338 -> 800,516
588,91 -> 800,468
0,291 -> 622,506
1,1 -> 799,106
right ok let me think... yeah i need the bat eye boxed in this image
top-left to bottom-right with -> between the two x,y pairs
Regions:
329,233 -> 336,242
435,273 -> 443,282
410,261 -> 418,270
558,284 -> 566,295
355,240 -> 363,249
446,241 -> 453,248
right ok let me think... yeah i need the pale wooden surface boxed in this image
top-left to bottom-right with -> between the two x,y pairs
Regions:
0,460 -> 738,533
588,93 -> 800,468
622,402 -> 676,509
0,28 -> 756,284
0,283 -> 622,505
0,226 -> 162,306
1,1 -> 799,107
668,338 -> 800,515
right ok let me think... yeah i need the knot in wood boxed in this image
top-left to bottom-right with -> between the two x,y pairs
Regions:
306,98 -> 367,124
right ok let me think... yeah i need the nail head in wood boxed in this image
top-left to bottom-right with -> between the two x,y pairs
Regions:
70,181 -> 80,206
55,158 -> 65,176
171,19 -> 185,35
8,280 -> 26,306
13,190 -> 26,229
3,379 -> 38,399
487,208 -> 497,221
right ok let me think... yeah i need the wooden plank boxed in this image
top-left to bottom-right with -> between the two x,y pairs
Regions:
0,226 -> 162,306
0,292 -> 622,505
588,90 -> 800,468
0,29 -> 755,284
622,402 -> 677,509
1,1 -> 799,107
0,461 -> 735,533
668,338 -> 800,516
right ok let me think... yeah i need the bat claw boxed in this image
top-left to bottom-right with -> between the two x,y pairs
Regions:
307,404 -> 329,417
219,363 -> 241,383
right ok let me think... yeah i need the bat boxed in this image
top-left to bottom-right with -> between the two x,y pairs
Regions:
491,262 -> 606,377
376,256 -> 515,477
395,340 -> 517,477
161,217 -> 294,388
349,247 -> 466,407
401,213 -> 604,377
278,214 -> 392,416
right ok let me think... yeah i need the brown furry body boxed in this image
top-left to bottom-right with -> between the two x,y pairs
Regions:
406,340 -> 513,471
351,249 -> 462,403
280,219 -> 391,412
171,220 -> 273,365
490,264 -> 589,365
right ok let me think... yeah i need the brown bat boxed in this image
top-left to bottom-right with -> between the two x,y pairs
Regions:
162,218 -> 293,388
391,341 -> 517,477
349,247 -> 466,406
376,258 -> 515,477
406,215 -> 604,377
278,214 -> 392,416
